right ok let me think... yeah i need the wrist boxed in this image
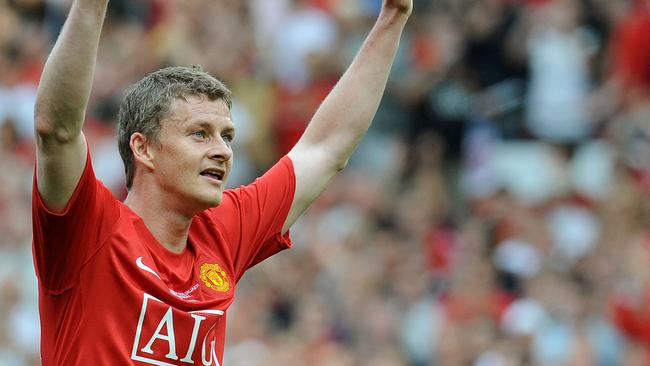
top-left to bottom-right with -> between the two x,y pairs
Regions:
76,0 -> 110,10
74,0 -> 109,19
377,7 -> 410,29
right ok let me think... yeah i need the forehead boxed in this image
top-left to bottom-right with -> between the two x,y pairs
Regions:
165,96 -> 233,128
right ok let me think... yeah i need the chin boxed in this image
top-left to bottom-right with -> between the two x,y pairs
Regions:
189,191 -> 223,212
209,196 -> 222,207
206,192 -> 223,207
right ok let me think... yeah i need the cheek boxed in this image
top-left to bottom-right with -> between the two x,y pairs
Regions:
158,152 -> 193,180
226,159 -> 234,176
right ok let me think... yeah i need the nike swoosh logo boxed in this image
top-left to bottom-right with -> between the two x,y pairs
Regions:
136,257 -> 162,280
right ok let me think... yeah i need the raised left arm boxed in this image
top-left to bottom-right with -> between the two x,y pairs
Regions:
284,0 -> 412,233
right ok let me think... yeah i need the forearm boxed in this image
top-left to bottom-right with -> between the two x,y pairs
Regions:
35,0 -> 109,143
295,9 -> 408,167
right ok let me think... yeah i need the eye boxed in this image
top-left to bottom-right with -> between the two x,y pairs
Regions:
222,133 -> 234,144
192,130 -> 207,139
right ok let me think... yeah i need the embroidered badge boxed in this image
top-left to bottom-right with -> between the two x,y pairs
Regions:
199,263 -> 230,292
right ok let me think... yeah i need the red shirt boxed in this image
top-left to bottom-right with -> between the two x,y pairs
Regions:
610,8 -> 650,93
32,153 -> 295,365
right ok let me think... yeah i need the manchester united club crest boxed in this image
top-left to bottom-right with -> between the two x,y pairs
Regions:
199,263 -> 230,292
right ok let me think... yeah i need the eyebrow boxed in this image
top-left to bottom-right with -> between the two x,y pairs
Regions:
187,121 -> 236,135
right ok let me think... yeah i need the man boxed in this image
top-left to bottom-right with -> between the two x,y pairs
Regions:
32,0 -> 412,364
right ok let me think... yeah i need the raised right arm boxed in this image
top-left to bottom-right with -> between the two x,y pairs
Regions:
34,0 -> 109,212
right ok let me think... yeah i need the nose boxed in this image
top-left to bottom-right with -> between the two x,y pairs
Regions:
208,137 -> 233,162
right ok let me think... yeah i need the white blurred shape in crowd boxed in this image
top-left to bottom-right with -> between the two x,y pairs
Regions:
525,0 -> 598,142
570,141 -> 615,199
547,204 -> 600,266
271,3 -> 338,89
401,297 -> 443,364
501,297 -> 546,336
490,142 -> 566,203
493,238 -> 542,278
248,0 -> 291,69
0,85 -> 36,142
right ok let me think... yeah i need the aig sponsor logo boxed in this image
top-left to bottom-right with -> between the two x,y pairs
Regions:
131,293 -> 224,366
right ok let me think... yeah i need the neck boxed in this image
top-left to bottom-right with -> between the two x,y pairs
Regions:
124,189 -> 193,254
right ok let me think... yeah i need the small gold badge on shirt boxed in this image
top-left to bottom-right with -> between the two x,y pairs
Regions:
199,263 -> 230,292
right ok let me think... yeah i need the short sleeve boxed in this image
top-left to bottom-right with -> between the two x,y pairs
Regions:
204,156 -> 296,282
32,152 -> 121,293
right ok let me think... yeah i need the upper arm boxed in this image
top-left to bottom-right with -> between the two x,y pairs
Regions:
32,147 -> 121,292
32,0 -> 109,212
283,144 -> 343,233
35,131 -> 89,213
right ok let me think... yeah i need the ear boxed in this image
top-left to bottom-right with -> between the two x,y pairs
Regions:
129,132 -> 156,171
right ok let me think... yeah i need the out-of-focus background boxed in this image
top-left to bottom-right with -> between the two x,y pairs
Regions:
2,0 -> 650,364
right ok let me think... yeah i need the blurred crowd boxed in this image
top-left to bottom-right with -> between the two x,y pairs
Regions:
2,0 -> 650,365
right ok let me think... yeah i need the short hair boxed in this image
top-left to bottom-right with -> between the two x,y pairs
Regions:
117,66 -> 232,189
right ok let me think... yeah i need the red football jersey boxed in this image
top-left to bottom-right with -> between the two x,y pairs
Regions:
32,153 -> 295,365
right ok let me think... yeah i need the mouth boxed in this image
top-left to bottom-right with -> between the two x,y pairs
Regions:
200,168 -> 225,184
